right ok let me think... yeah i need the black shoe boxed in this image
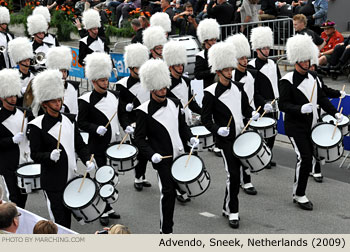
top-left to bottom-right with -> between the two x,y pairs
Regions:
99,216 -> 109,226
229,219 -> 239,229
265,163 -> 271,169
142,180 -> 152,187
330,62 -> 341,70
214,150 -> 222,157
270,161 -> 276,166
313,176 -> 323,183
108,212 -> 121,219
243,187 -> 257,195
134,182 -> 143,191
293,199 -> 313,211
176,194 -> 191,203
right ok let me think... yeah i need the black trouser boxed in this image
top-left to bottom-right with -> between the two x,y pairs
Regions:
240,166 -> 251,184
1,172 -> 27,208
44,190 -> 71,228
130,137 -> 148,180
329,44 -> 350,66
289,135 -> 312,197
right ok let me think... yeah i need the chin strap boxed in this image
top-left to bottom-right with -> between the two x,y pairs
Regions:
3,99 -> 16,107
46,104 -> 61,113
238,62 -> 247,69
130,68 -> 139,78
297,60 -> 310,72
258,49 -> 269,59
219,70 -> 232,83
154,92 -> 166,99
172,65 -> 184,76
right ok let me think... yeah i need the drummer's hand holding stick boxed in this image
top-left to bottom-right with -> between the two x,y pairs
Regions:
241,106 -> 262,133
185,135 -> 199,167
337,84 -> 346,111
50,123 -> 63,162
332,107 -> 344,140
260,99 -> 276,119
14,110 -> 27,145
79,154 -> 95,193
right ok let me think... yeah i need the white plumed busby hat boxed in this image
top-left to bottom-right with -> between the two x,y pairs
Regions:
310,42 -> 319,66
150,12 -> 171,33
27,14 -> 48,35
8,37 -> 34,63
250,26 -> 273,50
82,9 -> 101,30
32,69 -> 64,103
0,6 -> 10,24
163,40 -> 187,66
225,33 -> 251,59
142,26 -> 167,51
124,43 -> 149,68
208,42 -> 237,73
286,34 -> 315,64
85,52 -> 112,81
33,6 -> 51,23
46,46 -> 72,70
0,69 -> 21,99
197,18 -> 220,44
139,59 -> 171,91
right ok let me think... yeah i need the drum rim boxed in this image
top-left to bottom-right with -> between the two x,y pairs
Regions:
95,165 -> 116,184
321,114 -> 350,127
99,185 -> 118,199
105,141 -> 139,161
15,162 -> 41,178
190,125 -> 212,138
249,118 -> 277,129
310,122 -> 343,148
233,130 -> 264,158
171,154 -> 206,183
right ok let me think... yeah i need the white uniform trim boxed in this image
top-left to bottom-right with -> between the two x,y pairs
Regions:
63,82 -> 79,115
289,136 -> 302,197
80,36 -> 105,53
259,59 -> 279,99
171,77 -> 191,124
232,70 -> 255,110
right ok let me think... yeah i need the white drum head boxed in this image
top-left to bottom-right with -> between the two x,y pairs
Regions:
171,155 -> 202,182
80,132 -> 89,145
17,164 -> 41,176
63,178 -> 96,208
106,144 -> 137,159
250,117 -> 276,127
95,166 -> 115,184
233,131 -> 261,157
99,184 -> 115,198
322,114 -> 349,126
312,123 -> 342,147
190,126 -> 211,136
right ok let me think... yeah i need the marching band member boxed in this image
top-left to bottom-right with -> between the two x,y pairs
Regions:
7,37 -> 35,108
27,69 -> 93,228
201,42 -> 259,229
46,46 -> 79,116
0,6 -> 14,70
142,25 -> 167,59
78,9 -> 110,67
249,26 -> 281,169
32,6 -> 60,47
150,12 -> 172,38
279,34 -> 341,211
77,52 -> 125,226
115,43 -> 151,192
134,59 -> 199,234
226,33 -> 258,196
0,69 -> 33,209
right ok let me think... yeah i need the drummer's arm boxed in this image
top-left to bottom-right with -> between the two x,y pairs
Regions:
201,91 -> 220,136
178,102 -> 194,142
77,99 -> 99,134
0,131 -> 17,150
194,55 -> 211,80
241,90 -> 254,118
278,79 -> 303,115
73,120 -> 90,164
253,71 -> 267,109
134,110 -> 156,161
118,98 -> 131,130
317,85 -> 338,117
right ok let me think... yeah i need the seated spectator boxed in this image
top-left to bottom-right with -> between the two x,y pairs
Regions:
115,0 -> 141,28
240,0 -> 259,35
173,2 -> 198,36
173,0 -> 183,14
131,18 -> 144,43
293,14 -> 325,49
107,1 -> 123,24
207,0 -> 235,40
275,0 -> 295,17
139,15 -> 150,29
33,220 -> 58,234
319,20 -> 344,66
196,0 -> 209,21
327,37 -> 350,71
258,0 -> 278,20
292,0 -> 314,17
160,0 -> 176,34
0,202 -> 20,234
312,0 -> 328,28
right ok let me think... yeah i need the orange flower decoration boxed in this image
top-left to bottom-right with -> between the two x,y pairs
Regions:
67,11 -> 70,15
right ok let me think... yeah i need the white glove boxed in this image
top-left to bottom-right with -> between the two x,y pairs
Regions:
301,103 -> 313,114
12,132 -> 24,144
264,103 -> 273,113
125,125 -> 134,134
335,113 -> 343,123
190,137 -> 200,148
181,108 -> 185,114
251,111 -> 260,121
50,149 -> 61,162
96,126 -> 107,136
217,127 -> 230,137
340,90 -> 346,99
85,159 -> 95,172
126,103 -> 134,112
151,153 -> 162,164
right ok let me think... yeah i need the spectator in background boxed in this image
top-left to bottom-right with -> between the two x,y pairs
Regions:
328,37 -> 350,71
0,202 -> 20,234
139,16 -> 150,29
160,0 -> 176,35
173,0 -> 183,14
131,18 -> 144,43
196,0 -> 209,21
259,0 -> 278,20
207,0 -> 235,40
173,2 -> 198,36
107,1 -> 123,24
109,224 -> 131,234
115,0 -> 141,28
312,0 -> 328,27
33,220 -> 58,234
240,0 -> 259,35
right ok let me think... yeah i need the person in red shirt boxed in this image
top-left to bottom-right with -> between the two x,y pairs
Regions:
319,20 -> 344,66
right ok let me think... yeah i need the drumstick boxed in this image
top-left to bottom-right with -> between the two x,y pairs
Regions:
78,154 -> 94,193
337,84 -> 346,111
331,107 -> 343,140
21,110 -> 27,133
227,116 -> 233,129
185,135 -> 199,168
183,94 -> 197,109
105,110 -> 118,128
161,155 -> 173,159
117,133 -> 129,149
241,106 -> 262,134
309,81 -> 316,103
259,99 -> 276,119
56,123 -> 62,150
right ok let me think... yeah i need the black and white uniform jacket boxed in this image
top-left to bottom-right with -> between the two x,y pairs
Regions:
167,75 -> 202,124
43,33 -> 59,47
0,107 -> 33,176
61,80 -> 80,116
0,31 -> 14,69
194,49 -> 216,88
31,40 -> 54,72
78,35 -> 110,66
115,75 -> 150,128
201,81 -> 254,149
232,68 -> 257,110
134,97 -> 193,163
16,69 -> 35,107
28,113 -> 90,191
279,70 -> 338,137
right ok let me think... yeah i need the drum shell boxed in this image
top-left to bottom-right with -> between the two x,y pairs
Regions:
15,163 -> 41,194
95,166 -> 119,187
190,126 -> 215,151
99,186 -> 119,204
248,118 -> 277,139
321,114 -> 350,136
105,142 -> 139,172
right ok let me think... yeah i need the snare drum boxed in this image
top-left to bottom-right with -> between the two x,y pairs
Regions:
190,126 -> 214,151
321,114 -> 350,136
105,142 -> 139,172
80,132 -> 89,145
233,130 -> 272,172
311,122 -> 344,163
171,154 -> 210,197
16,163 -> 41,194
249,117 -> 277,139
99,184 -> 119,204
95,165 -> 119,187
63,177 -> 106,223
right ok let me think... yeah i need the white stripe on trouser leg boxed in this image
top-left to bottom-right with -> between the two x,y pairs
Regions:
1,176 -> 10,201
43,191 -> 55,222
240,166 -> 244,185
289,137 -> 302,196
221,149 -> 231,215
156,171 -> 164,233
